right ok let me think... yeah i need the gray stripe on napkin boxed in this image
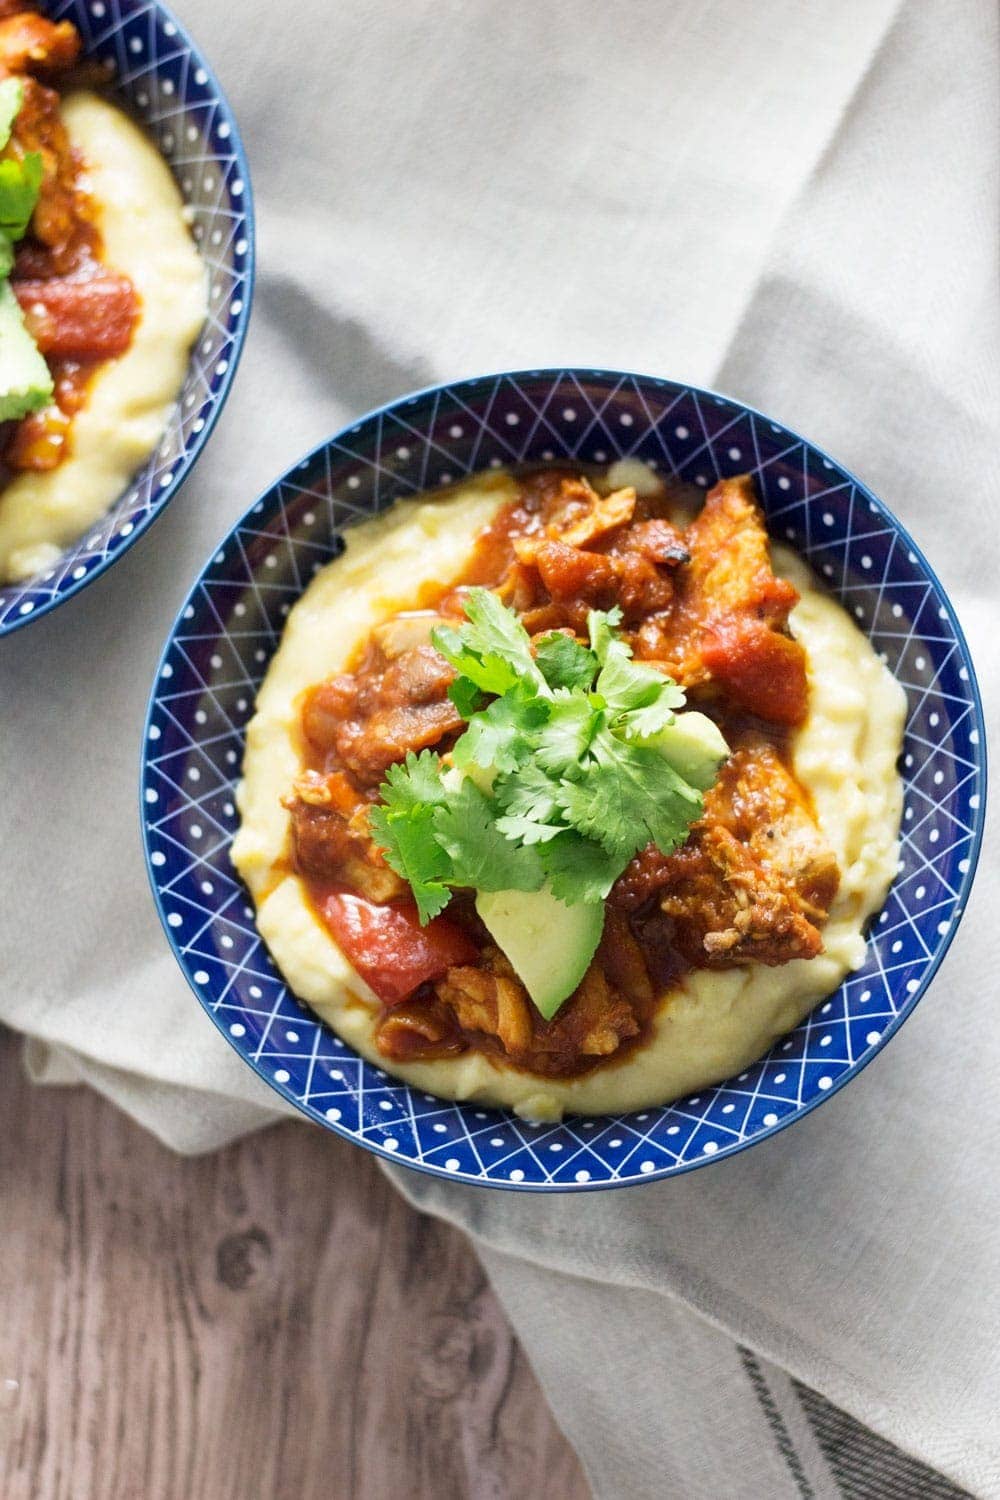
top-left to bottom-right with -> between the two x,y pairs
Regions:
739,1348 -> 817,1499
792,1381 -> 974,1500
739,1349 -> 974,1500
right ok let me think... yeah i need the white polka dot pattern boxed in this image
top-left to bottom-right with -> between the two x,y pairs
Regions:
142,371 -> 986,1191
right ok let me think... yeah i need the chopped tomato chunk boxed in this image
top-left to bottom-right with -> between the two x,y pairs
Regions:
314,889 -> 477,1005
700,618 -> 808,725
13,274 -> 139,359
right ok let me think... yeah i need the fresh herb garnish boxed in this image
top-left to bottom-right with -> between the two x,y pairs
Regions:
369,588 -> 707,922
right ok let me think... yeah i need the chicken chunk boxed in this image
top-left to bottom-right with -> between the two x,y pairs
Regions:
0,12 -> 79,74
611,731 -> 839,967
656,825 -> 825,968
636,476 -> 809,724
437,948 -> 536,1055
301,642 -> 461,786
550,484 -> 636,548
7,74 -> 95,272
707,739 -> 840,921
287,776 -> 405,902
435,947 -> 641,1074
374,997 -> 467,1062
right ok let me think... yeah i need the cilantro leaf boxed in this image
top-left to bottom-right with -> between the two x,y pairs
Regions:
432,622 -> 518,697
378,749 -> 449,812
370,752 -> 453,921
557,727 -> 702,861
364,592 -> 709,927
534,691 -> 601,774
534,631 -> 598,691
587,610 -> 687,739
492,813 -> 565,844
432,779 -> 544,893
452,688 -> 547,774
621,690 -> 685,740
598,645 -> 685,738
587,606 -> 624,662
448,675 -> 485,718
596,639 -> 662,711
463,586 -> 542,680
540,831 -> 627,904
492,760 -> 562,825
368,803 -> 452,923
432,587 -> 547,697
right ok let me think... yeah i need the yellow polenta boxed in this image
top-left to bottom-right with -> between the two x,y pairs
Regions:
0,91 -> 206,583
232,472 -> 906,1120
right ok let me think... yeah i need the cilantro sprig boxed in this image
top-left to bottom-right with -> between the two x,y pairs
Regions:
369,589 -> 704,922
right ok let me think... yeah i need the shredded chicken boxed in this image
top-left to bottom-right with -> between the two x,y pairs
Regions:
551,483 -> 636,548
435,948 -> 640,1074
708,740 -> 840,921
634,476 -> 808,723
437,948 -> 536,1056
659,826 -> 825,967
374,997 -> 466,1062
611,738 -> 839,967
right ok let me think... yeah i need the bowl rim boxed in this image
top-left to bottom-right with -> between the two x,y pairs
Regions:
0,0 -> 256,639
141,366 -> 989,1190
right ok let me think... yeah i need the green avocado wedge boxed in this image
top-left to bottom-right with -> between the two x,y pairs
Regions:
0,279 -> 54,422
645,710 -> 729,791
475,883 -> 604,1020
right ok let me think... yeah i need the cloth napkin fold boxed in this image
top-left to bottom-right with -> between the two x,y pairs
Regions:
2,0 -> 996,1494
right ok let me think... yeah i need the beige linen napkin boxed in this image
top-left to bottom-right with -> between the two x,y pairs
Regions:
2,0 -> 996,1493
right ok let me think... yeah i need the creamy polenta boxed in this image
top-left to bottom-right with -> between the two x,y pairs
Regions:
232,474 -> 906,1120
0,91 -> 206,583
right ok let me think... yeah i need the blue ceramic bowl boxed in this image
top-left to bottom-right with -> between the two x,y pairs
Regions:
142,370 -> 987,1191
0,0 -> 254,637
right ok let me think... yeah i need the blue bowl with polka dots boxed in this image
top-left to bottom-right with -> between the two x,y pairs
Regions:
142,370 -> 987,1191
0,0 -> 253,637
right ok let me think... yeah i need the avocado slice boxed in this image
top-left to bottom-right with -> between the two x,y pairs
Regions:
0,78 -> 22,152
475,884 -> 604,1020
0,279 -> 54,422
646,710 -> 729,791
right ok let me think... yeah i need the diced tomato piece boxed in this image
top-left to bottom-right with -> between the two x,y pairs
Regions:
533,539 -> 617,600
700,618 -> 808,726
314,889 -> 478,1005
12,274 -> 139,359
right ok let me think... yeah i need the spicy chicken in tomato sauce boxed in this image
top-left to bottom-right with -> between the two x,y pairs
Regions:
0,3 -> 205,583
281,470 -> 841,1080
0,8 -> 138,474
233,463 -> 905,1118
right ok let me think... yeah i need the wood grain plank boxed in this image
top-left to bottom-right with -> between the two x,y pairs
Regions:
0,1029 -> 590,1500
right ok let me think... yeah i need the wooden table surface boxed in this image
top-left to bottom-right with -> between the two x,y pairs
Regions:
0,1028 -> 589,1500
